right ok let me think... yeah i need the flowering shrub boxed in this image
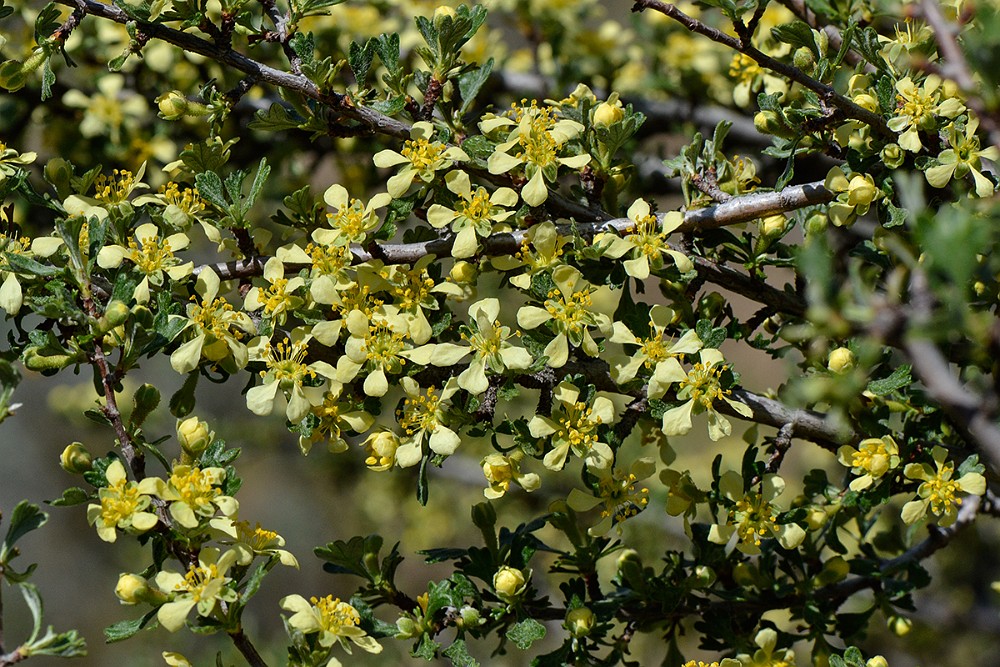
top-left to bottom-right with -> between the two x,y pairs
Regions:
0,0 -> 999,665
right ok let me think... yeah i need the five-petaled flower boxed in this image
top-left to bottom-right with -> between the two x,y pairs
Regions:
280,594 -> 383,657
567,457 -> 656,535
482,451 -> 541,499
516,264 -> 611,368
529,381 -> 615,471
394,377 -> 462,467
247,328 -> 338,423
152,547 -> 238,632
97,222 -> 193,303
170,268 -> 256,375
594,199 -> 692,279
86,459 -> 159,542
147,464 -> 239,529
708,471 -> 806,555
427,170 -> 519,258
608,304 -> 702,396
661,348 -> 753,441
837,435 -> 900,491
901,445 -> 986,526
373,121 -> 468,198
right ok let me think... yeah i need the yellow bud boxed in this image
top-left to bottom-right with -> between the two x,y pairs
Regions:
760,214 -> 787,238
434,5 -> 456,20
880,143 -> 904,169
793,46 -> 815,70
806,506 -> 830,530
564,606 -> 595,637
177,416 -> 213,454
754,110 -> 792,138
449,260 -> 478,284
852,93 -> 878,113
866,657 -> 889,667
493,566 -> 528,601
363,430 -> 400,471
115,573 -> 149,605
827,347 -> 855,373
847,174 -> 878,206
156,91 -> 190,120
593,100 -> 625,127
60,442 -> 93,474
94,300 -> 130,335
887,616 -> 912,636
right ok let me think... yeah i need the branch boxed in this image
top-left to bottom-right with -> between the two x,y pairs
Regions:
229,629 -> 269,667
905,270 -> 1000,472
631,0 -> 892,137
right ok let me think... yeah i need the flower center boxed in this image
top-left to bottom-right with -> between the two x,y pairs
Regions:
180,563 -> 222,601
311,596 -> 360,634
363,322 -> 406,369
558,401 -> 601,451
101,478 -> 146,525
400,386 -> 442,435
401,137 -> 447,172
598,471 -> 650,523
545,287 -> 594,337
169,466 -> 222,513
680,362 -> 727,408
732,492 -> 778,546
94,169 -> 136,203
262,339 -> 314,387
127,235 -> 176,275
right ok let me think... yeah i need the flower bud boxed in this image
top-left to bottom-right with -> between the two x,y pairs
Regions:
457,605 -> 482,629
806,506 -> 830,530
754,110 -> 792,138
880,143 -> 905,169
361,430 -> 400,471
804,212 -> 828,236
156,91 -> 190,120
827,347 -> 855,373
793,46 -> 815,70
434,5 -> 456,23
493,565 -> 528,601
449,260 -> 478,285
760,214 -> 787,238
93,300 -> 130,336
852,93 -> 878,112
692,564 -> 716,587
593,100 -> 625,127
60,442 -> 93,474
177,416 -> 213,455
847,174 -> 878,207
132,383 -> 161,424
866,657 -> 889,667
395,616 -> 420,639
887,615 -> 912,636
115,573 -> 150,605
44,158 -> 73,198
732,561 -> 756,586
564,606 -> 595,637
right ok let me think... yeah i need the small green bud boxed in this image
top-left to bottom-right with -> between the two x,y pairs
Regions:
44,158 -> 74,198
793,46 -> 815,70
827,347 -> 855,373
493,566 -> 528,601
131,304 -> 154,328
754,110 -> 792,138
395,616 -> 420,639
23,347 -> 81,372
697,292 -> 726,320
94,300 -> 130,335
804,212 -> 828,236
880,143 -> 905,169
177,416 -> 213,454
60,442 -> 93,474
457,605 -> 482,629
471,501 -> 497,532
732,562 -> 756,586
692,564 -> 716,587
564,606 -> 595,637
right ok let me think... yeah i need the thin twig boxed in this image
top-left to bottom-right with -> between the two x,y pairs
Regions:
631,0 -> 891,137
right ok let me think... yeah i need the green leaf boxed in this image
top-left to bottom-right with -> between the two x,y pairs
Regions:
442,639 -> 478,667
771,21 -> 818,52
249,103 -> 305,132
348,38 -> 376,85
47,487 -> 90,507
3,501 -> 47,554
4,252 -> 59,277
316,535 -> 385,581
40,57 -> 54,101
375,32 -> 401,75
413,633 -> 440,660
33,3 -> 60,42
866,365 -> 911,396
457,58 -> 493,114
506,617 -> 546,649
369,96 -> 407,116
459,134 -> 494,161
169,371 -> 199,418
104,609 -> 157,643
288,31 -> 314,64
20,581 -> 44,641
244,158 -> 271,214
695,319 -> 726,349
194,171 -> 227,210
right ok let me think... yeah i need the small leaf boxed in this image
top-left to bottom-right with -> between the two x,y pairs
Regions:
866,365 -> 911,396
194,171 -> 227,210
4,501 -> 47,552
442,639 -> 479,667
249,103 -> 305,132
104,609 -> 158,643
506,617 -> 546,649
47,487 -> 90,507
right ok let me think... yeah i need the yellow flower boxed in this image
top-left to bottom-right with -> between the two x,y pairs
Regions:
86,460 -> 159,542
516,264 -> 611,367
426,170 -> 519,258
484,101 -> 591,206
901,445 -> 986,526
394,377 -> 462,467
529,381 -> 615,470
169,268 -> 256,375
361,429 -> 401,471
148,464 -> 238,529
208,518 -> 299,567
97,222 -> 192,303
152,548 -> 238,632
925,118 -> 999,197
661,348 -> 753,441
837,436 -> 899,491
336,309 -> 415,397
595,198 -> 692,278
244,257 -> 305,325
481,452 -> 540,499
246,328 -> 338,423
608,304 -> 702,397
735,627 -> 796,667
297,382 -> 374,455
492,566 -> 529,601
499,220 -> 569,289
887,75 -> 965,152
373,121 -> 468,198
567,457 -> 655,535
312,185 -> 392,247
281,594 -> 382,654
708,472 -> 806,555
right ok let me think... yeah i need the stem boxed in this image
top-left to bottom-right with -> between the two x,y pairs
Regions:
229,629 -> 269,667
